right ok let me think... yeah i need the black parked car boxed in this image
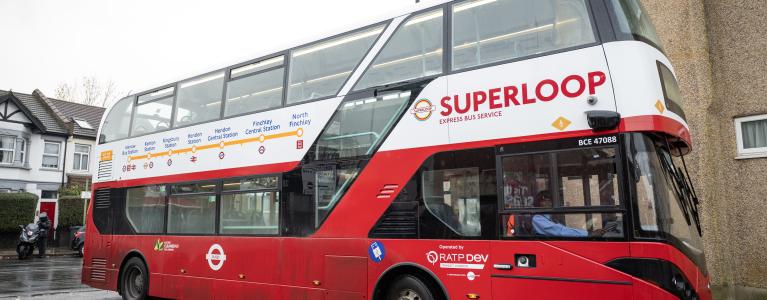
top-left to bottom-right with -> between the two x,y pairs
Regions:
70,226 -> 85,256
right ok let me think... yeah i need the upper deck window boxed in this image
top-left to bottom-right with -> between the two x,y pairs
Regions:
132,97 -> 173,136
315,91 -> 411,160
137,87 -> 174,104
451,0 -> 595,71
100,96 -> 134,143
225,56 -> 285,117
174,72 -> 225,127
231,56 -> 284,78
354,8 -> 443,90
288,25 -> 385,104
608,0 -> 664,50
132,87 -> 176,136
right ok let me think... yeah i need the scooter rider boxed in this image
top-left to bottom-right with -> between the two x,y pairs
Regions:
37,212 -> 51,258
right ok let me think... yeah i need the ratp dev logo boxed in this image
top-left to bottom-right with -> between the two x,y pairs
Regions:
411,99 -> 435,121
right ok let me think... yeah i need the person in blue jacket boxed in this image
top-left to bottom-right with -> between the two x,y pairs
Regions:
532,191 -> 604,238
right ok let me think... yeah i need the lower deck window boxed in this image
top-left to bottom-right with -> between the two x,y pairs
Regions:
168,194 -> 216,234
220,191 -> 279,235
126,186 -> 166,234
422,167 -> 482,237
503,212 -> 624,238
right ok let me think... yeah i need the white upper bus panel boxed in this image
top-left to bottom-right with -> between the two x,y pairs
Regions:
287,25 -> 385,104
451,0 -> 595,71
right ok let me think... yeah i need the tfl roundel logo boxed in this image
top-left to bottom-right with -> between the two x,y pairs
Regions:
411,99 -> 435,121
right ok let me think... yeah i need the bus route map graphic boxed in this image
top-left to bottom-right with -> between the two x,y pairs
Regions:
126,127 -> 304,162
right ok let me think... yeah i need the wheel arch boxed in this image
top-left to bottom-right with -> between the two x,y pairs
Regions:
372,262 -> 449,300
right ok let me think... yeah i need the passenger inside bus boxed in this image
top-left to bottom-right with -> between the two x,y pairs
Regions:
531,191 -> 605,237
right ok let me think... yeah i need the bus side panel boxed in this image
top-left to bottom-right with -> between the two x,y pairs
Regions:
490,277 -> 630,299
280,238 -> 367,299
324,255 -> 367,296
631,278 -> 682,300
82,195 -> 117,291
158,236 -> 282,299
630,242 -> 711,300
488,241 -> 632,299
367,239 -> 492,300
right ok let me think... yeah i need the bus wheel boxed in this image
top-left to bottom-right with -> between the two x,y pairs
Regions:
386,275 -> 434,300
120,257 -> 149,300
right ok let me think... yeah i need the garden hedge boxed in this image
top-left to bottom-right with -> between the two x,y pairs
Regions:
0,192 -> 38,232
58,195 -> 86,228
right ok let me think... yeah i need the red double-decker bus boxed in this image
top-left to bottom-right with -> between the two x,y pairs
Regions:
84,0 -> 710,299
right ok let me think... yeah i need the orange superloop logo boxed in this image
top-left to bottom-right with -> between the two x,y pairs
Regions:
411,99 -> 435,121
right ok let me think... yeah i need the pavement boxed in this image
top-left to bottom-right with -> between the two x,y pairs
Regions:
0,248 -> 78,260
0,256 -> 119,299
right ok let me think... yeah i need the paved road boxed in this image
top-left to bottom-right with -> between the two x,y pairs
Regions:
0,256 -> 120,299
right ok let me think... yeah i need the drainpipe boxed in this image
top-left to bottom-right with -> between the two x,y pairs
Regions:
60,136 -> 69,190
56,135 -> 69,241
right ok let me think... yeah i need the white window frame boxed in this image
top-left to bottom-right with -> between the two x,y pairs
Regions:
41,190 -> 58,199
0,135 -> 15,165
735,114 -> 767,159
15,138 -> 26,163
42,141 -> 61,169
73,144 -> 91,171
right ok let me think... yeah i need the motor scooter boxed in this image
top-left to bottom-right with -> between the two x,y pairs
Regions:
16,223 -> 39,260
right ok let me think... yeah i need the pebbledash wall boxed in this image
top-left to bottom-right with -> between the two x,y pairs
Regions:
643,0 -> 767,295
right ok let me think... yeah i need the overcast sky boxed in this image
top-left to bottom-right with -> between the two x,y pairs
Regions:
0,0 -> 434,104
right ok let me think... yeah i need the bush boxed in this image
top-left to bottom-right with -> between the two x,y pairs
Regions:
58,196 -> 86,228
60,184 -> 83,197
0,192 -> 38,232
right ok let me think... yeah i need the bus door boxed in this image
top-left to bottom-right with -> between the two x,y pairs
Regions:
489,138 -> 631,299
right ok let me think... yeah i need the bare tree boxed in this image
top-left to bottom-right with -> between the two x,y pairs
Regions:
54,76 -> 121,107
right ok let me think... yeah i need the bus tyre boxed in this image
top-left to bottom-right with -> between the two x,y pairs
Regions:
386,275 -> 435,300
120,257 -> 149,300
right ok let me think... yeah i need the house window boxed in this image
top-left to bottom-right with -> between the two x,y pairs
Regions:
0,136 -> 15,164
42,141 -> 61,169
41,190 -> 58,199
735,114 -> 767,158
15,138 -> 25,163
73,144 -> 90,171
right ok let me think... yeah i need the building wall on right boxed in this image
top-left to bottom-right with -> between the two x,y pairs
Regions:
642,0 -> 767,295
